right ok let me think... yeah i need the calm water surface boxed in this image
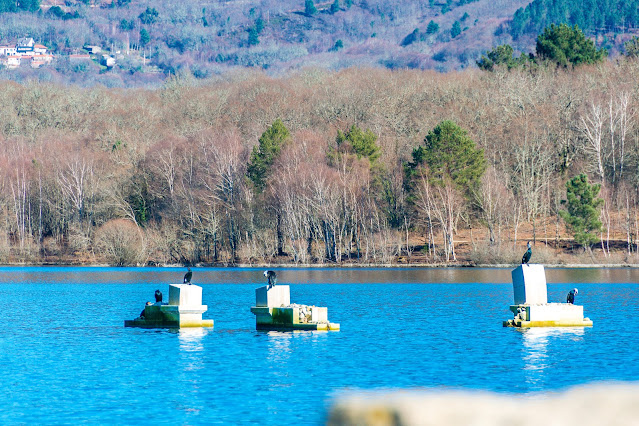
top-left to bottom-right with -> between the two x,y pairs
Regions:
0,267 -> 637,424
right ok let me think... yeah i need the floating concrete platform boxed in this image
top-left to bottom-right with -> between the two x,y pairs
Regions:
503,318 -> 593,327
504,265 -> 592,328
125,284 -> 214,328
250,285 -> 339,331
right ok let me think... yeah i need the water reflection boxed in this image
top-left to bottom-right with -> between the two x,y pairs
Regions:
177,328 -> 208,353
519,327 -> 585,389
265,331 -> 293,363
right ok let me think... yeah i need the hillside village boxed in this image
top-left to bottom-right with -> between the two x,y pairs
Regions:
0,37 -> 52,68
0,37 -> 117,69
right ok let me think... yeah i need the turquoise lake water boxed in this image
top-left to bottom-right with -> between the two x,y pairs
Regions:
0,267 -> 637,424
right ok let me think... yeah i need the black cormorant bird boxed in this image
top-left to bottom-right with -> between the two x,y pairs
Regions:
183,267 -> 192,284
521,241 -> 532,265
264,270 -> 277,288
154,289 -> 163,303
567,288 -> 578,304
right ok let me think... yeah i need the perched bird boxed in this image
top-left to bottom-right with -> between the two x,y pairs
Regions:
567,288 -> 578,304
154,289 -> 163,303
183,267 -> 192,284
521,241 -> 532,265
264,270 -> 277,288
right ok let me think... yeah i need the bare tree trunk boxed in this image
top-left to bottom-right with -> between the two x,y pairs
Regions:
581,102 -> 605,183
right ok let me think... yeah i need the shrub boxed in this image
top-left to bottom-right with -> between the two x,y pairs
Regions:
94,219 -> 147,266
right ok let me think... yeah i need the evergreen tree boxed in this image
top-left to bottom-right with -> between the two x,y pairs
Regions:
624,36 -> 639,57
140,28 -> 150,46
304,0 -> 317,16
451,21 -> 462,38
332,124 -> 381,164
139,7 -> 159,25
407,120 -> 486,197
119,19 -> 134,31
255,17 -> 265,33
559,174 -> 603,250
536,23 -> 606,67
247,119 -> 291,192
330,0 -> 340,14
406,121 -> 486,261
18,0 -> 39,12
0,0 -> 16,13
426,20 -> 439,34
476,44 -> 529,71
330,39 -> 344,52
509,0 -> 639,40
247,27 -> 259,46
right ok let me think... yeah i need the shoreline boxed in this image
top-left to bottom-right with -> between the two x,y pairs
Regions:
1,262 -> 639,269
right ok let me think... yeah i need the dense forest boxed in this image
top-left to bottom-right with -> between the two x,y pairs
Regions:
510,0 -> 639,40
2,51 -> 639,266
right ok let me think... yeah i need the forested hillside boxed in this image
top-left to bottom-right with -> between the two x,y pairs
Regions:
2,59 -> 639,266
0,0 -> 525,86
510,0 -> 639,40
3,0 -> 638,86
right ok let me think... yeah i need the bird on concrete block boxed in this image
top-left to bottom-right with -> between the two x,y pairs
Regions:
567,288 -> 578,304
183,267 -> 192,285
521,241 -> 532,265
264,270 -> 277,288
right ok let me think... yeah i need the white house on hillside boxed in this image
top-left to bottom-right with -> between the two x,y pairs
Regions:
1,38 -> 51,69
16,38 -> 35,54
0,45 -> 17,56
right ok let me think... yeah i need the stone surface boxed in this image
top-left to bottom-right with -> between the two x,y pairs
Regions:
505,304 -> 592,327
328,384 -> 639,426
312,307 -> 328,323
511,264 -> 547,305
169,284 -> 203,307
509,303 -> 584,321
255,285 -> 290,307
503,318 -> 593,327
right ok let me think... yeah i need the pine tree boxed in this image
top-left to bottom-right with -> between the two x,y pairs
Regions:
476,44 -> 529,71
451,21 -> 462,38
247,119 -> 291,192
247,27 -> 259,46
407,120 -> 486,197
624,36 -> 639,57
330,0 -> 340,14
426,20 -> 439,34
332,124 -> 381,164
140,28 -> 150,46
305,0 -> 317,16
559,174 -> 603,250
406,121 -> 486,261
536,23 -> 607,67
255,17 -> 265,33
330,39 -> 344,52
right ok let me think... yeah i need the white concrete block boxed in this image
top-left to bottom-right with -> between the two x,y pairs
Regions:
311,307 -> 328,323
511,264 -> 547,305
169,284 -> 203,307
255,285 -> 290,307
527,303 -> 584,321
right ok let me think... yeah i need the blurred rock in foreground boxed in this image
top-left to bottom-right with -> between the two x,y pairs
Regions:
328,384 -> 639,426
